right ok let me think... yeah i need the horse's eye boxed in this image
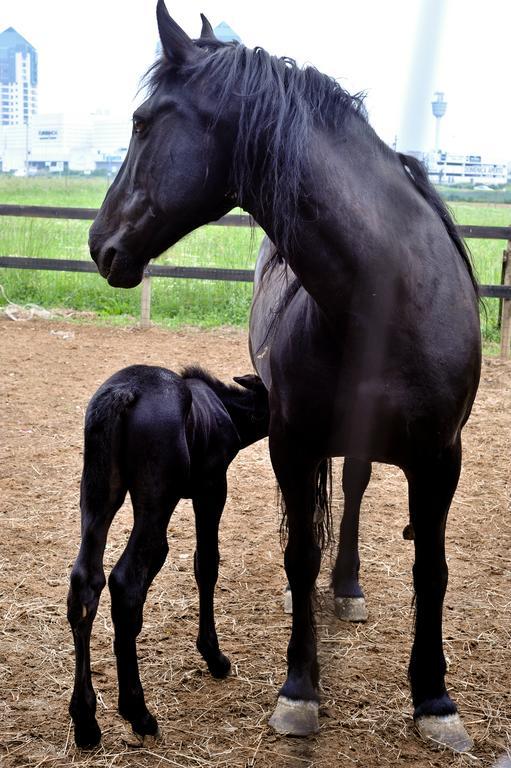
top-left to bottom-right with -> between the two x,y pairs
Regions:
133,118 -> 147,136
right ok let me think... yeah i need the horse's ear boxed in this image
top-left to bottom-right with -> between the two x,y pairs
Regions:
199,13 -> 216,41
233,374 -> 265,392
156,0 -> 197,65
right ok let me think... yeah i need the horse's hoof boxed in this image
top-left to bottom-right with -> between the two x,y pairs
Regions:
120,703 -> 160,741
268,696 -> 319,736
415,713 -> 473,753
334,596 -> 368,622
122,724 -> 163,748
283,588 -> 293,614
135,727 -> 163,745
207,651 -> 231,679
74,718 -> 102,749
402,523 -> 415,540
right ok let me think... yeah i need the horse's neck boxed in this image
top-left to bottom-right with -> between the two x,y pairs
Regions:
250,120 -> 416,320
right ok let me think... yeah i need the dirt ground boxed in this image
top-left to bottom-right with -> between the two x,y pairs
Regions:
0,318 -> 510,768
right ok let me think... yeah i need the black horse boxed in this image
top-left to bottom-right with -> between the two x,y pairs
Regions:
67,364 -> 268,747
88,4 -> 481,752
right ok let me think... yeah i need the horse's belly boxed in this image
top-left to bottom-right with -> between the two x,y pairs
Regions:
275,364 -> 476,467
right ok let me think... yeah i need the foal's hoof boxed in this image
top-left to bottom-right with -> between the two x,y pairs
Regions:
402,523 -> 415,540
120,703 -> 160,741
131,711 -> 160,740
334,596 -> 368,622
269,696 -> 319,736
415,713 -> 473,753
207,651 -> 231,679
74,718 -> 102,749
283,588 -> 293,615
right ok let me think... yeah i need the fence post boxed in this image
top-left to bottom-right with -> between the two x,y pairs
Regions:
500,239 -> 511,358
140,272 -> 152,329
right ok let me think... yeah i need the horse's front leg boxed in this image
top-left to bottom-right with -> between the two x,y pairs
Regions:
108,494 -> 178,740
193,476 -> 231,678
67,482 -> 126,748
268,431 -> 323,736
406,439 -> 472,753
331,457 -> 371,622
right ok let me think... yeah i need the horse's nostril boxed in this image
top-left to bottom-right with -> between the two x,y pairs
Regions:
95,246 -> 116,278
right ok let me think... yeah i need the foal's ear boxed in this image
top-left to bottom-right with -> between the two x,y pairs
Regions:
200,13 -> 216,41
233,374 -> 265,392
156,0 -> 198,65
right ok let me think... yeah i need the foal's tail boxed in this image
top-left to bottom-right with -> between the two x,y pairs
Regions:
81,384 -> 138,507
279,458 -> 334,552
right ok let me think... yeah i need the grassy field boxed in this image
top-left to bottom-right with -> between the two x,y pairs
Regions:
0,175 -> 509,338
0,176 -> 257,326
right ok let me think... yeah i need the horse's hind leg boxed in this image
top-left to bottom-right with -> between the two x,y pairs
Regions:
331,458 -> 371,622
108,493 -> 178,740
193,477 -> 231,678
67,479 -> 126,748
406,439 -> 472,753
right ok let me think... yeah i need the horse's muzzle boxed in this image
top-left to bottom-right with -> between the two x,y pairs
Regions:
98,246 -> 145,288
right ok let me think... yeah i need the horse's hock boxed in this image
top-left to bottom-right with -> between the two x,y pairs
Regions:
1,319 -> 510,767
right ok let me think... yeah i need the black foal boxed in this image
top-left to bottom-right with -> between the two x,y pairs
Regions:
67,364 -> 269,748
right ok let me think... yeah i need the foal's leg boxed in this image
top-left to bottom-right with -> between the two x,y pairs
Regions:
331,457 -> 371,621
268,435 -> 323,736
406,439 -> 472,752
193,477 -> 231,678
108,493 -> 178,739
67,481 -> 126,748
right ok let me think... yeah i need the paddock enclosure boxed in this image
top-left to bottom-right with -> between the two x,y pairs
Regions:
0,318 -> 510,768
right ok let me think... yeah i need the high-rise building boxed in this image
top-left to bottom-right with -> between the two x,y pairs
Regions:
213,22 -> 241,43
0,27 -> 38,126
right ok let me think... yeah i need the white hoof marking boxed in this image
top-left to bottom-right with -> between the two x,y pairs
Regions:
416,713 -> 473,753
268,696 -> 319,736
334,596 -> 368,622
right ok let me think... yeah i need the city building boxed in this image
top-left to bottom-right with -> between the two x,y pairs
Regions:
213,22 -> 241,43
0,26 -> 37,126
0,112 -> 130,174
427,151 -> 508,187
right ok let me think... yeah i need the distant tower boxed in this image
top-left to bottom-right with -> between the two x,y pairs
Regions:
0,27 -> 38,126
431,91 -> 447,152
396,0 -> 447,158
213,22 -> 241,44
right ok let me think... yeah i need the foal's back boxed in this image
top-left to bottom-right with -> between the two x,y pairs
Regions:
85,365 -> 242,502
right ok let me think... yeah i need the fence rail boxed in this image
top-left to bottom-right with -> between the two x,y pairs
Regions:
1,204 -> 510,356
0,204 -> 251,227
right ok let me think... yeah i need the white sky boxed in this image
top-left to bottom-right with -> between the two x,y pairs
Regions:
1,0 -> 510,160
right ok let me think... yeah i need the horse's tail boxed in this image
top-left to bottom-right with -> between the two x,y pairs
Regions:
279,458 -> 334,552
81,384 -> 138,508
397,152 -> 479,295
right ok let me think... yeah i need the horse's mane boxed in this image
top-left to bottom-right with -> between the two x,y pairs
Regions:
145,40 -> 367,260
180,365 -> 251,401
398,153 -> 478,294
146,38 -> 477,300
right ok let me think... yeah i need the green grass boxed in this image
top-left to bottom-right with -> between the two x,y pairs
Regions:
0,175 -> 257,326
0,174 -> 110,207
448,202 -> 509,342
0,176 -> 509,338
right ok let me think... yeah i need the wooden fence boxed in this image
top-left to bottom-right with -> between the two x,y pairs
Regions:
0,204 -> 510,357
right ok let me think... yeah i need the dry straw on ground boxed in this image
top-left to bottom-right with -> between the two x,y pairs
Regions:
0,320 -> 509,767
